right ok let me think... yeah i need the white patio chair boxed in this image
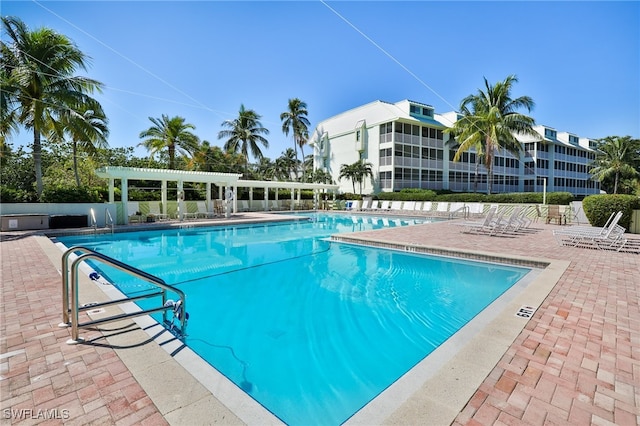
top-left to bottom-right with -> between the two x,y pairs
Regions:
553,211 -> 626,250
435,202 -> 449,216
148,201 -> 169,221
456,206 -> 499,234
390,201 -> 403,211
127,201 -> 145,223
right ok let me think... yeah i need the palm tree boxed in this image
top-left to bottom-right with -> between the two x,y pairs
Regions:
280,98 -> 310,180
1,16 -> 104,198
352,160 -> 373,195
590,135 -> 640,194
139,114 -> 199,169
275,148 -> 298,180
218,104 -> 269,175
188,140 -> 216,172
51,99 -> 109,187
446,135 -> 486,193
308,168 -> 334,184
339,163 -> 357,194
339,160 -> 372,195
447,75 -> 538,194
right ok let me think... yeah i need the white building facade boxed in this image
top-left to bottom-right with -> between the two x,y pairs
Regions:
310,99 -> 600,197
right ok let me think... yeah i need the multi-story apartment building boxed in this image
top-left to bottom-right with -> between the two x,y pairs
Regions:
310,99 -> 600,197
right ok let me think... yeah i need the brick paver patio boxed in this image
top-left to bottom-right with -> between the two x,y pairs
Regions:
1,215 -> 638,425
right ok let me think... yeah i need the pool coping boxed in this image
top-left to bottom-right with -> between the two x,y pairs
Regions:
37,214 -> 569,425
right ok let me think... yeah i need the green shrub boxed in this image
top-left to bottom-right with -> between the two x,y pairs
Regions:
582,194 -> 640,230
545,192 -> 574,205
436,193 -> 489,202
377,189 -> 436,201
41,186 -> 102,203
0,186 -> 36,203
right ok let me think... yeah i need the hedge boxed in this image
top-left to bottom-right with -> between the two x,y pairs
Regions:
582,194 -> 640,230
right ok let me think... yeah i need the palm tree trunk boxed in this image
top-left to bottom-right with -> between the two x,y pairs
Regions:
72,141 -> 81,187
299,144 -> 306,182
473,161 -> 479,193
293,138 -> 299,180
33,128 -> 43,199
614,172 -> 619,194
169,144 -> 176,169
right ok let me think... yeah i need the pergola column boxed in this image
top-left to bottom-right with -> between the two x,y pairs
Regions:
177,180 -> 184,221
290,189 -> 295,211
206,183 -> 212,214
161,180 -> 167,216
108,178 -> 115,203
264,187 -> 269,212
121,178 -> 129,224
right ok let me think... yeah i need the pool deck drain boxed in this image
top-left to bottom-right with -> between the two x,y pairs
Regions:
1,213 -> 639,425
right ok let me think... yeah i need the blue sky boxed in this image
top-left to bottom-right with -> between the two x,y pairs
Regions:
4,1 -> 639,161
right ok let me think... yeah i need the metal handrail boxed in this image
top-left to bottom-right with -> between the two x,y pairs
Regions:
89,208 -> 98,231
449,205 -> 470,220
60,246 -> 186,344
105,208 -> 114,234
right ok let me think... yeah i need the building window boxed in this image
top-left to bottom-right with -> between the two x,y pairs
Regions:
544,128 -> 557,139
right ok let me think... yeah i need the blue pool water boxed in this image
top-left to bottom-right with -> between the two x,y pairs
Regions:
57,213 -> 529,425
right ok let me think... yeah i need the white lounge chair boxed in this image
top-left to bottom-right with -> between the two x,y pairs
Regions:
185,201 -> 215,219
435,202 -> 449,216
402,201 -> 415,212
369,200 -> 380,211
422,201 -> 433,214
456,206 -> 499,234
466,203 -> 485,218
553,211 -> 626,250
127,201 -> 145,223
380,200 -> 390,210
360,199 -> 370,211
390,201 -> 403,211
494,206 -> 524,234
148,201 -> 169,221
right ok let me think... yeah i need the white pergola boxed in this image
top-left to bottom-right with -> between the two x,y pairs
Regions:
96,166 -> 340,222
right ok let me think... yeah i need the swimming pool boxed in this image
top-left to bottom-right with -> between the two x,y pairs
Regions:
57,213 -> 529,425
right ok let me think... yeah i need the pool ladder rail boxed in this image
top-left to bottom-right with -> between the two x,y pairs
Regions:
89,208 -> 115,235
60,246 -> 187,344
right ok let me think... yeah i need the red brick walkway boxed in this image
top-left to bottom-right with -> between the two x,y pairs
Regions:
1,234 -> 167,425
1,218 -> 639,425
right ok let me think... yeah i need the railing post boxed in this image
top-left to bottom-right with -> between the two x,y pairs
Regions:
67,260 -> 82,344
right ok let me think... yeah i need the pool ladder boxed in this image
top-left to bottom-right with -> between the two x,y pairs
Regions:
89,208 -> 115,235
60,246 -> 187,344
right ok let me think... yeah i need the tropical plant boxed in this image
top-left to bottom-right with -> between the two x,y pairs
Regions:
447,135 -> 485,193
589,135 -> 640,194
274,148 -> 298,180
218,104 -> 269,175
1,16 -> 105,198
50,99 -> 109,186
446,75 -> 539,194
139,114 -> 199,169
307,168 -> 334,184
339,160 -> 373,195
280,98 -> 310,180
